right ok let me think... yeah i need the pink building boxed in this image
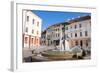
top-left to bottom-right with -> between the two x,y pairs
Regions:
22,10 -> 42,50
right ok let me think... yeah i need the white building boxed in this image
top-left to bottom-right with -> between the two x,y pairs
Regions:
22,10 -> 42,50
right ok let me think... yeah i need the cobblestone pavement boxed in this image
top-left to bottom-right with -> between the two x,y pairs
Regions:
23,46 -> 91,62
23,46 -> 55,56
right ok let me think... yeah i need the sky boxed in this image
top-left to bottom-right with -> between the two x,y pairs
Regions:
32,10 -> 91,31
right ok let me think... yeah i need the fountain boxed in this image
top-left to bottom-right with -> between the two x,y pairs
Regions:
41,24 -> 73,60
32,23 -> 83,61
41,37 -> 73,60
59,38 -> 70,51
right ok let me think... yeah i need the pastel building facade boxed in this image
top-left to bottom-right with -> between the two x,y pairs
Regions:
41,15 -> 91,50
45,23 -> 65,46
22,10 -> 42,50
41,30 -> 46,46
66,16 -> 91,49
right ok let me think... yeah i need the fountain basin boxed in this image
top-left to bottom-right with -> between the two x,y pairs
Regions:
41,51 -> 73,60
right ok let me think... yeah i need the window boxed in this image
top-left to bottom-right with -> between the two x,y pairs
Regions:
75,25 -> 77,29
58,34 -> 59,37
56,34 -> 57,37
85,31 -> 88,36
37,22 -> 39,27
79,24 -> 82,28
70,26 -> 72,29
32,29 -> 34,34
62,27 -> 64,32
80,40 -> 83,47
66,27 -> 68,30
86,40 -> 88,47
37,38 -> 38,44
27,16 -> 29,21
66,34 -> 67,38
34,37 -> 36,45
56,29 -> 57,31
31,38 -> 33,44
33,19 -> 34,24
75,33 -> 77,37
51,41 -> 52,44
75,41 -> 78,45
48,29 -> 51,32
90,21 -> 91,26
80,32 -> 82,37
58,28 -> 59,31
37,31 -> 39,35
71,33 -> 72,37
25,27 -> 28,32
25,37 -> 28,44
